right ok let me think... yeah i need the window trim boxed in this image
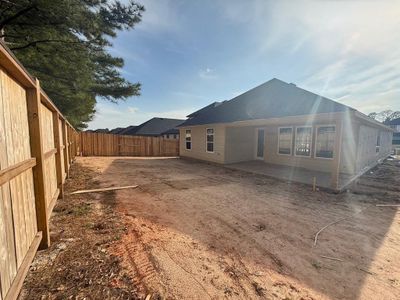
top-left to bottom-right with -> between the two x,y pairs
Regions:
314,124 -> 336,160
205,128 -> 215,153
294,126 -> 313,158
277,126 -> 293,156
185,129 -> 192,151
376,131 -> 381,155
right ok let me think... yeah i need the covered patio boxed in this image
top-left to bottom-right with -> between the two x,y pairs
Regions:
225,160 -> 355,191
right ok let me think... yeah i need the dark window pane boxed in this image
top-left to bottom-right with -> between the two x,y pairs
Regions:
315,150 -> 333,158
186,142 -> 191,150
207,142 -> 213,152
279,148 -> 291,155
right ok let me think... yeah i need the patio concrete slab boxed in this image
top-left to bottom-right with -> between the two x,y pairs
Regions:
225,160 -> 353,190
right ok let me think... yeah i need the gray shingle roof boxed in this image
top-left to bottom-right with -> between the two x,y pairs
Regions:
186,101 -> 224,118
109,127 -> 127,134
161,128 -> 180,135
122,117 -> 184,136
179,78 -> 353,127
118,125 -> 138,135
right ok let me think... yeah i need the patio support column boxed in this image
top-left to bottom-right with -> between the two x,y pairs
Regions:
330,117 -> 344,191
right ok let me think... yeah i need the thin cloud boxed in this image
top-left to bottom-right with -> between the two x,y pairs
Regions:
199,67 -> 218,79
135,0 -> 182,34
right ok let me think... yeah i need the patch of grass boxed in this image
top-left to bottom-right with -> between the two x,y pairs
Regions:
311,261 -> 322,270
70,203 -> 92,216
83,222 -> 94,229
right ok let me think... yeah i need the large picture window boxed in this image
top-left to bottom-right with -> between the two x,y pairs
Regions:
315,126 -> 335,159
185,129 -> 191,150
295,127 -> 312,157
278,127 -> 292,155
206,128 -> 214,152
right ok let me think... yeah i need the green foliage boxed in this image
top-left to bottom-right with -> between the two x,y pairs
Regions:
368,110 -> 400,123
0,0 -> 144,129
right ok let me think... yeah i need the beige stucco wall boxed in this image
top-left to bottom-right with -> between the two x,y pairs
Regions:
355,124 -> 392,173
179,125 -> 226,163
339,118 -> 359,174
224,126 -> 255,163
223,114 -> 345,172
179,112 -> 393,176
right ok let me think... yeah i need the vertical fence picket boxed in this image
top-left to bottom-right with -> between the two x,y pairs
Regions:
79,132 -> 179,157
26,79 -> 50,249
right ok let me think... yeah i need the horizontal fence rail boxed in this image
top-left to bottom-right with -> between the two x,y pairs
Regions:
0,41 -> 78,300
80,132 -> 179,157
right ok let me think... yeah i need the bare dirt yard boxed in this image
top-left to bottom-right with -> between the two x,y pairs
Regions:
21,157 -> 400,299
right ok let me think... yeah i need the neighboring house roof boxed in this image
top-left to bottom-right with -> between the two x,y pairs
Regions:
122,117 -> 185,136
385,117 -> 400,125
118,125 -> 137,135
179,78 -> 354,127
161,128 -> 180,135
93,128 -> 109,133
109,127 -> 126,134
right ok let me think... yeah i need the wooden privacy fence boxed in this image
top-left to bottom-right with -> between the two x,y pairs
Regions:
0,42 -> 78,299
80,132 -> 179,157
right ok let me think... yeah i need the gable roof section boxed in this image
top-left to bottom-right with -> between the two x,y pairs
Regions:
186,101 -> 224,118
118,125 -> 137,135
109,127 -> 126,134
179,78 -> 353,127
122,117 -> 184,136
161,128 -> 180,135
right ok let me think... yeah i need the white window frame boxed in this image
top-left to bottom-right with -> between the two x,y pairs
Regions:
294,126 -> 313,158
314,125 -> 336,160
376,131 -> 381,154
277,126 -> 293,156
185,129 -> 192,151
206,128 -> 215,153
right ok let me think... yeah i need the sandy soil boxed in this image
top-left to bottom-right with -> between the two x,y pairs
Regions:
20,163 -> 140,299
22,156 -> 400,299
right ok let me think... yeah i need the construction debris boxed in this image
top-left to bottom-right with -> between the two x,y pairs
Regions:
313,205 -> 372,247
70,185 -> 138,195
320,255 -> 343,262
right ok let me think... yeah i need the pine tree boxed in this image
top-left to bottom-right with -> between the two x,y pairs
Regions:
0,0 -> 144,129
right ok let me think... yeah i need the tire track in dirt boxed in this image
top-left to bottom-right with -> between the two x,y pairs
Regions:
111,216 -> 165,298
159,244 -> 213,299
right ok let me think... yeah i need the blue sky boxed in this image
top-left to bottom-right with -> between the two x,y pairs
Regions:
88,0 -> 400,129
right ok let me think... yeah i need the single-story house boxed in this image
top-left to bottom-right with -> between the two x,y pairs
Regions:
178,78 -> 393,191
161,128 -> 180,139
385,117 -> 400,154
121,117 -> 185,137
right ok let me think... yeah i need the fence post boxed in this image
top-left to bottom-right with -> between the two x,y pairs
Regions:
62,120 -> 70,178
26,79 -> 50,249
52,112 -> 64,199
68,127 -> 73,162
